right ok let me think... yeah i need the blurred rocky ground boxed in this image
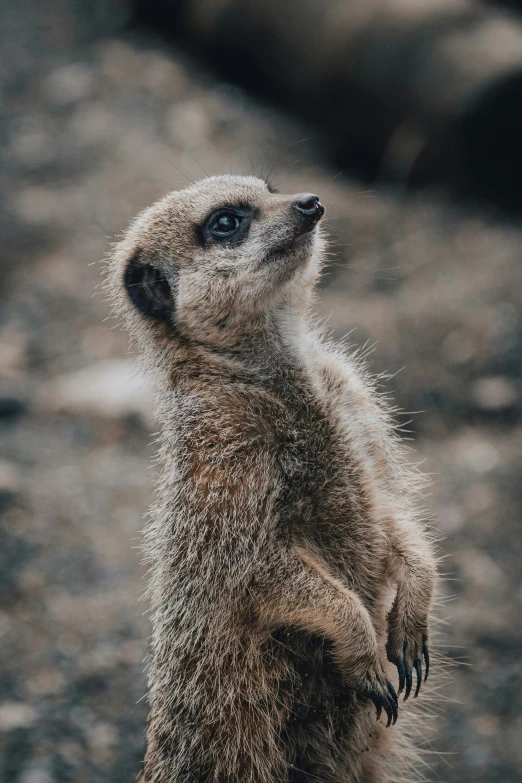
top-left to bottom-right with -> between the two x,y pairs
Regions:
1,2 -> 522,782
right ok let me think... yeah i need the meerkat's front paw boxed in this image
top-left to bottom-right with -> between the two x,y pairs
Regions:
355,663 -> 398,727
386,615 -> 430,700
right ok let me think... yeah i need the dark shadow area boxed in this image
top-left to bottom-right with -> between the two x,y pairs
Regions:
133,0 -> 522,214
454,72 -> 522,211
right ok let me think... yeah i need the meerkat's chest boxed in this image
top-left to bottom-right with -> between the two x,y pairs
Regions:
273,399 -> 387,590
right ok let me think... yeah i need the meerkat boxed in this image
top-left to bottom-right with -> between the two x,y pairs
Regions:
106,175 -> 438,783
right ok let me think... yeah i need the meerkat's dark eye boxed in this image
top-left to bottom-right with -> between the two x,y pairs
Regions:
209,212 -> 241,237
196,205 -> 256,246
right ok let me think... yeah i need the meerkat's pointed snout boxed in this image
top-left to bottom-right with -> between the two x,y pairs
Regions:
291,193 -> 325,232
292,194 -> 323,218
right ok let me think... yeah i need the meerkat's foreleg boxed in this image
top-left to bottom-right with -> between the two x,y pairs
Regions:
385,519 -> 437,700
260,545 -> 399,726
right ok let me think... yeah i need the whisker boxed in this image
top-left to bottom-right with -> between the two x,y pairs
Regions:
260,151 -> 268,179
265,136 -> 312,183
188,153 -> 208,178
327,191 -> 376,208
165,158 -> 195,185
324,261 -> 398,281
268,158 -> 302,186
325,170 -> 343,186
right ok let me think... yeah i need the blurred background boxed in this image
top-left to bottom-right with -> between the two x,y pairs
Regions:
1,0 -> 522,780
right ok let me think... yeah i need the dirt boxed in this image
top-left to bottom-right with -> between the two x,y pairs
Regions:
1,4 -> 521,781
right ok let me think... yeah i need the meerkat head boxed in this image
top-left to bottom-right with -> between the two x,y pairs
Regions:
109,175 -> 325,351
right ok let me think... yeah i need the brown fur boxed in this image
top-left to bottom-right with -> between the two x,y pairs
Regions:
105,176 -> 438,782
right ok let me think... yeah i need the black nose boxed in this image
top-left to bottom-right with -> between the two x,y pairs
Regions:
292,194 -> 325,220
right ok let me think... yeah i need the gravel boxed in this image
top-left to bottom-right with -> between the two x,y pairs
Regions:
1,3 -> 522,781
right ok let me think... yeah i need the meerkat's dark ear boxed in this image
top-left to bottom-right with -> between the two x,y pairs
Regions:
124,254 -> 175,324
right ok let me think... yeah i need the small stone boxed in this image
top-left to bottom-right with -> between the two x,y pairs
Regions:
98,40 -> 142,86
454,434 -> 500,473
165,100 -> 213,148
37,359 -> 155,424
472,376 -> 518,411
140,52 -> 188,98
27,669 -> 66,697
68,105 -> 115,147
438,504 -> 464,533
458,549 -> 504,590
19,768 -> 52,783
0,333 -> 28,379
81,325 -> 122,359
42,63 -> 94,105
464,482 -> 495,514
10,125 -> 54,169
14,186 -> 63,225
88,721 -> 118,749
472,714 -> 499,737
0,612 -> 12,637
0,702 -> 38,731
441,329 -> 476,365
209,83 -> 246,123
0,460 -> 21,493
70,706 -> 96,731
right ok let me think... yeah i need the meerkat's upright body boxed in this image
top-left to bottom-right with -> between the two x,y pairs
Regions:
107,176 -> 437,783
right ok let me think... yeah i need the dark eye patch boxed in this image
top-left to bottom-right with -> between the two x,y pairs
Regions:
124,253 -> 176,324
195,204 -> 257,247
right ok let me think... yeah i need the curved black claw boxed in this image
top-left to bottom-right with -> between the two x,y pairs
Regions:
422,635 -> 430,682
366,679 -> 399,727
369,692 -> 382,722
414,657 -> 422,698
403,640 -> 413,701
387,680 -> 399,725
396,658 -> 406,695
387,679 -> 398,706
